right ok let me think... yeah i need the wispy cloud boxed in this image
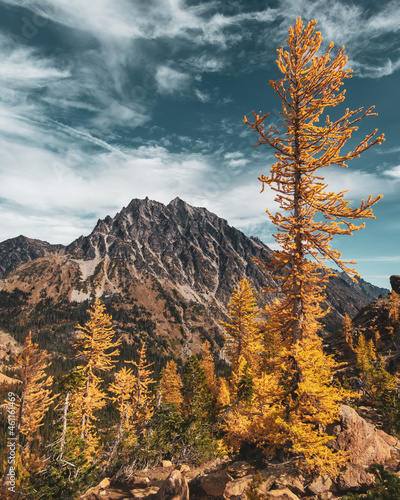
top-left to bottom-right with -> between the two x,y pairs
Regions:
384,165 -> 400,178
49,121 -> 130,158
194,88 -> 210,103
357,256 -> 400,262
155,66 -> 190,95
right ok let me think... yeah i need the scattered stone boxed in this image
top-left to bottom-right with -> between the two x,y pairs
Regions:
156,470 -> 189,500
254,476 -> 276,496
223,475 -> 254,500
130,490 -> 149,499
337,463 -> 375,492
162,460 -> 173,468
275,472 -> 306,496
227,461 -> 256,478
130,476 -> 151,488
200,469 -> 232,497
262,488 -> 301,500
334,405 -> 393,466
390,275 -> 400,294
79,492 -> 99,500
98,478 -> 111,490
79,485 -> 102,499
316,493 -> 337,500
177,465 -> 190,473
204,459 -> 225,474
308,475 -> 333,496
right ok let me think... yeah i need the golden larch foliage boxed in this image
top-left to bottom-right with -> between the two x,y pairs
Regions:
355,333 -> 396,401
160,359 -> 184,408
200,340 -> 219,398
72,299 -> 121,454
236,16 -> 385,475
343,313 -> 354,351
1,332 -> 54,490
127,342 -> 155,427
389,290 -> 399,323
221,277 -> 263,377
355,333 -> 376,378
108,366 -> 137,462
244,17 -> 384,344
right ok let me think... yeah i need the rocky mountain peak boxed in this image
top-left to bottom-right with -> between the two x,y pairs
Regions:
0,197 -> 390,360
0,235 -> 64,278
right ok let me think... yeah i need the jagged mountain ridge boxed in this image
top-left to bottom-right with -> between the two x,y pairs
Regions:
0,197 -> 388,359
65,197 -> 276,304
0,235 -> 64,278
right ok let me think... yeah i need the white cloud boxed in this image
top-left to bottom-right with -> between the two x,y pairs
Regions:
0,50 -> 69,84
277,0 -> 400,78
194,89 -> 210,102
349,57 -> 400,79
186,54 -> 226,73
357,256 -> 400,262
2,0 -> 141,39
323,167 -> 399,201
156,66 -> 190,95
384,166 -> 400,178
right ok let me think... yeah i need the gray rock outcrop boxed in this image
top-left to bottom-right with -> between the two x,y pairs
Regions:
334,405 -> 393,466
390,275 -> 400,294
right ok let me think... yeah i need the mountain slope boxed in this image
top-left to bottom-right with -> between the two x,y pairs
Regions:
0,197 -> 388,360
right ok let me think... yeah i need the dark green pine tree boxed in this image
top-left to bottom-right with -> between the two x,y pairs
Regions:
182,354 -> 213,420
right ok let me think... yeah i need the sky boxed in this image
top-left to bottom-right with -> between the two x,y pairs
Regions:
0,0 -> 399,289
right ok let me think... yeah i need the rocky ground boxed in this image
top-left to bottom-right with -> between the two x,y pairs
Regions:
79,404 -> 400,500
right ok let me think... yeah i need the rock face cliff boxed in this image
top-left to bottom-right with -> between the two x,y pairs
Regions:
0,197 -> 388,359
0,235 -> 63,278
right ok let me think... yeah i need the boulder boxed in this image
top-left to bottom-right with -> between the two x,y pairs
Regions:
334,405 -> 393,466
131,476 -> 151,488
227,461 -> 256,478
390,275 -> 400,294
162,460 -> 173,468
274,472 -> 306,496
177,465 -> 190,474
223,475 -> 254,500
156,470 -> 189,500
79,492 -> 99,500
130,490 -> 151,499
98,478 -> 111,490
200,469 -> 232,497
337,463 -> 375,492
308,475 -> 333,496
261,489 -> 301,500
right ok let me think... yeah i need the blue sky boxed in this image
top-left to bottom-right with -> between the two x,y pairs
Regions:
0,0 -> 399,289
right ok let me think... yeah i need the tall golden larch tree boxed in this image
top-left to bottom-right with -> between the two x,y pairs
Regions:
1,332 -> 54,491
159,359 -> 184,408
389,290 -> 399,323
108,366 -> 137,462
127,342 -> 155,429
72,299 -> 121,450
200,340 -> 219,398
221,277 -> 263,379
240,17 -> 384,475
342,313 -> 354,351
244,17 -> 384,344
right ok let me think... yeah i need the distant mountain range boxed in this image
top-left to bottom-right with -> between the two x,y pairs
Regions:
0,197 -> 388,361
